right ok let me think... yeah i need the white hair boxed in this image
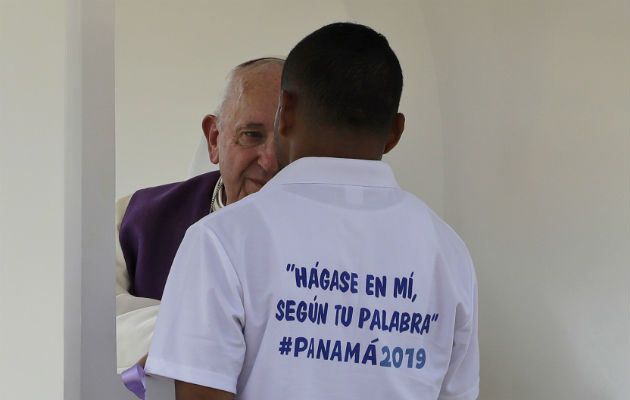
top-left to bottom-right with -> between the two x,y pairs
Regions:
214,57 -> 284,129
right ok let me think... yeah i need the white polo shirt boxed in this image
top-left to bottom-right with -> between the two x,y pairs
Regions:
146,157 -> 479,400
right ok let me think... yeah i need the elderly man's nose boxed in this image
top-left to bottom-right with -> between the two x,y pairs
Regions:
258,140 -> 278,173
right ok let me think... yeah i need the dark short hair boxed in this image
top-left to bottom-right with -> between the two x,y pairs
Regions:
282,22 -> 403,135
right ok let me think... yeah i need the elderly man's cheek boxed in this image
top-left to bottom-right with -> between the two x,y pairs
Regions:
244,179 -> 262,195
244,179 -> 263,195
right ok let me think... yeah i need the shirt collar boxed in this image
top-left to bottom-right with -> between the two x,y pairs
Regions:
265,157 -> 399,189
210,176 -> 225,213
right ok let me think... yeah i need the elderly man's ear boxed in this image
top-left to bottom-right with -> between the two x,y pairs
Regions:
202,114 -> 220,165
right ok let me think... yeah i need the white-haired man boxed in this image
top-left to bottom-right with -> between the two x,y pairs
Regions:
116,58 -> 283,374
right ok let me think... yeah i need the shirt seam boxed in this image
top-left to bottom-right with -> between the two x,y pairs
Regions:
146,355 -> 237,394
201,225 -> 246,318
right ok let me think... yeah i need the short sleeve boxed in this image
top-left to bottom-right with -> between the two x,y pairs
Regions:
145,223 -> 245,394
438,266 -> 480,400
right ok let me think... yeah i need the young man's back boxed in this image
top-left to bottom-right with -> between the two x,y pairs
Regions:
147,157 -> 478,399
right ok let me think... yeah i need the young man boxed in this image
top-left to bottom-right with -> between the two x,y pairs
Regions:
146,23 -> 479,400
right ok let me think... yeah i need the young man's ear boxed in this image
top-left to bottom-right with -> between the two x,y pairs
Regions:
275,90 -> 296,138
202,114 -> 220,164
383,113 -> 405,154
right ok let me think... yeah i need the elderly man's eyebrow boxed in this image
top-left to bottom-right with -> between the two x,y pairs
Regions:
236,122 -> 266,130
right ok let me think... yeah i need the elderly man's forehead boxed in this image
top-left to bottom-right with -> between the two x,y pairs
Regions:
221,62 -> 282,117
231,62 -> 282,92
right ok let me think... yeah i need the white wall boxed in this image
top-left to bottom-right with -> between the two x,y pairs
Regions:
421,1 -> 629,399
1,1 -> 67,397
81,1 -> 138,399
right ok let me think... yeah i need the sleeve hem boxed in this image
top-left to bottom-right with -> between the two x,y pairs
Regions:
145,356 -> 237,394
438,382 -> 479,400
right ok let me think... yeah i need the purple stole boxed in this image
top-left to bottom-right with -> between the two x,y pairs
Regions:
119,171 -> 221,300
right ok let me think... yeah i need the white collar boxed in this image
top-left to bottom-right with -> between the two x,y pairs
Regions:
264,157 -> 399,189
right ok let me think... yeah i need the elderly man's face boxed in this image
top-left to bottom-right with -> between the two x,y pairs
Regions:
204,64 -> 282,204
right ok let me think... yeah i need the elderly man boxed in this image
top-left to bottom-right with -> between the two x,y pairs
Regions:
116,57 -> 283,373
146,23 -> 478,400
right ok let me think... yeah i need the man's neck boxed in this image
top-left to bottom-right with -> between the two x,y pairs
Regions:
290,137 -> 385,163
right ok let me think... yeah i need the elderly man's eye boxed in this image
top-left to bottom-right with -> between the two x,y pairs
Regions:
237,131 -> 265,146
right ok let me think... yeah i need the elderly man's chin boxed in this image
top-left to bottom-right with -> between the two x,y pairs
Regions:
243,178 -> 266,197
